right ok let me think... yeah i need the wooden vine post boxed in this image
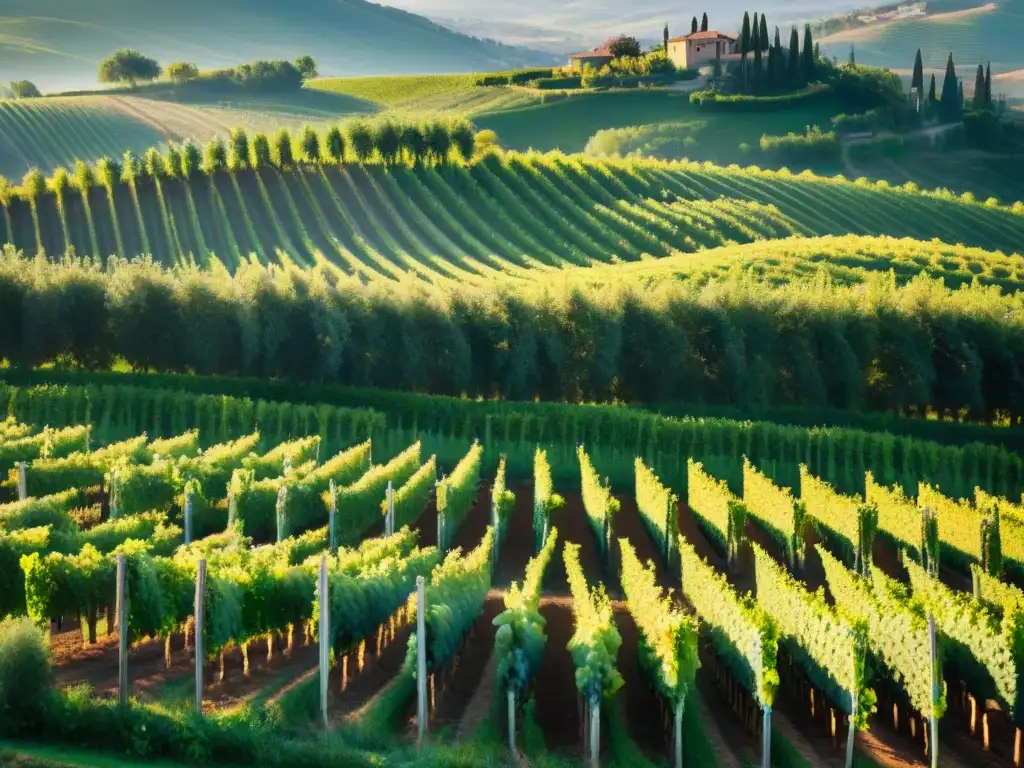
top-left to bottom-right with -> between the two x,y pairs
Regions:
416,575 -> 427,746
319,555 -> 330,729
928,615 -> 939,768
673,696 -> 685,768
275,485 -> 287,543
16,461 -> 26,501
845,651 -> 858,768
116,553 -> 128,707
194,559 -> 207,716
436,474 -> 447,552
328,480 -> 337,555
183,487 -> 193,545
507,689 -> 516,757
589,700 -> 601,768
385,480 -> 395,536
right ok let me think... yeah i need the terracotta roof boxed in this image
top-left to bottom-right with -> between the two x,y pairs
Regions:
569,35 -> 626,59
668,30 -> 736,43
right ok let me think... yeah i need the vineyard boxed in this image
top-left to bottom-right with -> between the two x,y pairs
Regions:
2,377 -> 1024,768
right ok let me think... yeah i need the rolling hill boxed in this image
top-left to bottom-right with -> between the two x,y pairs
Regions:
1,149 -> 1022,280
0,0 -> 557,93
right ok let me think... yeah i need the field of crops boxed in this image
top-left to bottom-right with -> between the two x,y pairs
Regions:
2,376 -> 1024,768
2,146 -> 1023,279
309,74 -> 537,115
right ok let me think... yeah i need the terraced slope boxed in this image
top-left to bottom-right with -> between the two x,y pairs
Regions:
3,153 -> 1024,279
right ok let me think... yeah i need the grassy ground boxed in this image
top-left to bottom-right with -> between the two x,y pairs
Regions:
0,742 -> 189,768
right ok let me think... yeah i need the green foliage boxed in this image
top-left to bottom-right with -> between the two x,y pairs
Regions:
243,435 -> 321,481
437,441 -> 482,549
578,445 -> 619,561
751,543 -> 874,725
0,491 -> 81,533
98,50 -> 162,86
494,527 -> 557,701
298,126 -> 320,164
490,455 -> 515,540
564,541 -> 623,704
619,538 -> 698,704
800,467 -> 877,575
229,128 -> 250,171
165,62 -> 199,84
759,125 -> 840,167
8,80 -> 41,99
177,142 -> 199,177
475,68 -> 555,86
24,434 -> 149,499
0,426 -> 89,475
273,129 -> 294,168
533,448 -> 563,552
406,527 -> 494,675
386,455 -> 436,530
0,617 -> 52,734
203,137 -> 228,174
610,37 -> 642,59
323,126 -> 345,164
905,556 -> 1024,725
347,122 -> 375,163
678,536 -> 778,707
744,458 -> 807,571
251,133 -> 273,168
818,544 -> 945,719
333,442 -> 421,544
687,459 -> 745,566
294,56 -> 318,80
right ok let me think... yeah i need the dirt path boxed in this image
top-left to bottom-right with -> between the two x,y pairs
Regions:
329,621 -> 415,721
429,593 -> 504,735
612,493 -> 667,591
494,485 -> 535,588
53,628 -> 320,709
545,491 -> 604,593
533,597 -> 581,756
613,604 -> 671,761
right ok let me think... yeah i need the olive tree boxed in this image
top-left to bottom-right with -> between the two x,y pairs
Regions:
99,50 -> 162,87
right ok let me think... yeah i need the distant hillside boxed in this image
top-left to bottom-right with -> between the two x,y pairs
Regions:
381,0 -> 861,50
819,0 -> 1024,76
0,0 -> 557,92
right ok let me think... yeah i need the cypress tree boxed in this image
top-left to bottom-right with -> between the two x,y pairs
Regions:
789,26 -> 801,87
701,12 -> 709,32
940,53 -> 960,121
849,45 -> 856,67
958,79 -> 965,110
753,13 -> 764,93
911,49 -> 924,94
802,24 -> 815,84
771,27 -> 782,92
664,24 -> 669,55
692,16 -> 698,34
972,64 -> 986,109
985,62 -> 992,105
928,73 -> 937,104
741,12 -> 751,54
760,13 -> 769,52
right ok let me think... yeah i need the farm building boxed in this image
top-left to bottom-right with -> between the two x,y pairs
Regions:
567,36 -> 626,69
667,30 -> 739,70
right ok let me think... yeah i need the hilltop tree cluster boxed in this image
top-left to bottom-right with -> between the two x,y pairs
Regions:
96,51 -> 319,91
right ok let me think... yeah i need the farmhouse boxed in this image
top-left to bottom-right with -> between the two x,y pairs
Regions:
567,36 -> 625,70
667,31 -> 739,70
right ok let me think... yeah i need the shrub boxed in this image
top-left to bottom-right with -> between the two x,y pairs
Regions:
48,167 -> 70,197
299,126 -> 320,163
831,108 -> 890,134
424,122 -> 452,163
399,124 -> 427,163
203,137 -> 228,173
690,83 -> 831,110
273,129 -> 294,167
166,62 -> 199,84
375,122 -> 401,164
71,159 -> 95,191
760,125 -> 841,166
230,128 -> 250,171
251,133 -> 272,168
121,150 -> 140,183
534,76 -> 582,90
232,60 -> 302,91
451,122 -> 475,161
143,147 -> 165,179
21,168 -> 45,200
180,141 -> 201,177
347,122 -> 375,162
473,129 -> 500,157
323,126 -> 345,163
0,617 -> 53,736
94,157 -> 120,189
163,145 -> 182,179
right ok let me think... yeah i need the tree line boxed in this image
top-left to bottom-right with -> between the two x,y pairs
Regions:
731,11 -> 819,95
0,248 -> 1020,422
0,118 -> 477,202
